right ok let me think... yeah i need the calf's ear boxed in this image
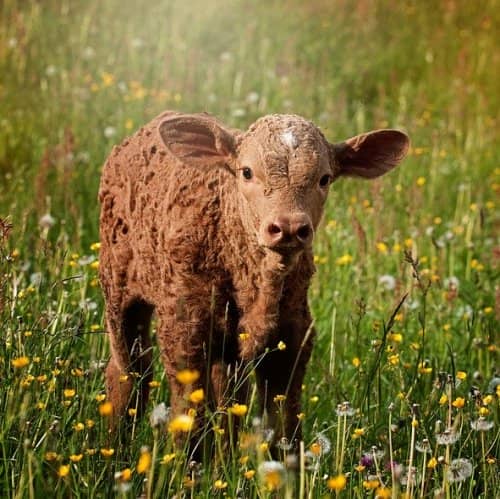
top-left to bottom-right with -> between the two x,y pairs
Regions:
330,129 -> 410,179
158,113 -> 238,169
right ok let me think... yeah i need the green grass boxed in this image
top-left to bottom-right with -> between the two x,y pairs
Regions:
0,0 -> 498,497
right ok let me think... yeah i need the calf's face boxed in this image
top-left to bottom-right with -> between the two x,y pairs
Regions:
159,113 -> 409,257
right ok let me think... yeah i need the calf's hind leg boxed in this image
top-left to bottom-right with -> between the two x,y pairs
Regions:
105,298 -> 154,423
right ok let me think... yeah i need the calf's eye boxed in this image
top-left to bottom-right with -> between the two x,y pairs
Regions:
242,167 -> 253,180
319,174 -> 332,187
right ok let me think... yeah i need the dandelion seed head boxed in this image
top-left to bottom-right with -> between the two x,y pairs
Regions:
446,458 -> 473,483
470,417 -> 494,431
258,461 -> 286,491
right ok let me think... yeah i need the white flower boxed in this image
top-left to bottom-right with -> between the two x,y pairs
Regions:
45,65 -> 57,76
446,458 -> 473,483
258,461 -> 286,491
470,418 -> 494,432
150,402 -> 170,427
246,91 -> 260,104
104,126 -> 117,138
444,276 -> 459,290
436,428 -> 460,445
378,274 -> 396,291
30,272 -> 42,286
39,213 -> 55,229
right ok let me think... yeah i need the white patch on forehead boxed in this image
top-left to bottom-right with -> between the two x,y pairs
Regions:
281,129 -> 299,150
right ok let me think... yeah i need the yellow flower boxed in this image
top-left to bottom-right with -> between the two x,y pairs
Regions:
58,464 -> 70,478
310,442 -> 321,456
44,451 -> 58,461
119,374 -> 129,383
125,119 -> 134,130
176,369 -> 200,385
63,389 -> 76,398
214,479 -> 227,490
95,394 -> 106,402
189,388 -> 204,404
168,414 -> 194,433
90,260 -> 99,270
352,428 -> 365,438
427,457 -> 438,469
100,448 -> 115,458
277,341 -> 286,351
99,401 -> 113,417
483,395 -> 493,405
376,242 -> 388,254
229,403 -> 248,417
136,447 -> 151,474
259,461 -> 286,491
416,176 -> 426,186
73,422 -> 85,432
69,454 -> 83,463
479,407 -> 489,416
296,412 -> 305,421
101,72 -> 115,87
310,395 -> 319,403
244,469 -> 256,479
239,332 -> 249,341
259,442 -> 269,452
160,453 -> 176,465
352,357 -> 361,368
363,479 -> 380,489
117,468 -> 132,481
388,333 -> 403,343
86,419 -> 95,428
148,380 -> 161,388
452,397 -> 465,409
90,242 -> 101,251
335,253 -> 353,266
11,356 -> 29,368
327,474 -> 347,492
90,324 -> 100,332
456,371 -> 467,380
439,394 -> 448,405
375,487 -> 392,498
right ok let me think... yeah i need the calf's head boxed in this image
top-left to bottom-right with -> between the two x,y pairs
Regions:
159,113 -> 409,256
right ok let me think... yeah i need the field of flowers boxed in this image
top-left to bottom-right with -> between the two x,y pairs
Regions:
0,0 -> 498,497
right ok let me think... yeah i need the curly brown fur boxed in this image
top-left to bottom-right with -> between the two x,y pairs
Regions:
99,110 -> 409,455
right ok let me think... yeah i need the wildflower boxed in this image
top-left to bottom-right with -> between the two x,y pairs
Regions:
259,442 -> 269,452
119,374 -> 129,383
352,428 -> 365,439
239,332 -> 249,340
150,402 -> 169,427
214,479 -> 227,490
446,458 -> 473,483
436,428 -> 460,445
44,451 -> 58,461
363,479 -> 380,489
439,394 -> 448,405
452,397 -> 465,409
176,369 -> 200,385
327,474 -> 347,492
470,418 -> 494,431
73,422 -> 85,432
69,454 -> 83,463
115,468 -> 132,481
160,453 -> 176,465
478,406 -> 489,416
273,394 -> 286,403
416,176 -> 426,186
375,487 -> 392,498
104,126 -> 117,139
189,388 -> 204,404
136,447 -> 151,474
99,401 -> 113,417
296,412 -> 305,420
336,401 -> 355,417
90,242 -> 101,251
335,253 -> 353,265
388,332 -> 403,343
415,439 -> 431,453
244,469 -> 256,479
148,380 -> 161,388
258,461 -> 286,491
352,357 -> 361,368
360,454 -> 374,467
86,419 -> 95,428
11,357 -> 29,368
483,395 -> 493,405
456,371 -> 467,381
418,361 -> 432,374
427,457 -> 438,469
58,464 -> 70,478
39,213 -> 56,229
95,394 -> 106,402
168,414 -> 194,433
100,448 -> 115,458
310,395 -> 319,403
277,341 -> 286,351
63,389 -> 76,398
229,403 -> 248,417
128,408 -> 137,416
376,242 -> 388,254
378,274 -> 396,291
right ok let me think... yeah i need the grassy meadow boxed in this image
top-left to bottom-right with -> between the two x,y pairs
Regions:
0,0 -> 499,497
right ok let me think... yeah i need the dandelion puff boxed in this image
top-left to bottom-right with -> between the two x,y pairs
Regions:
378,274 -> 396,291
150,402 -> 169,428
258,461 -> 286,491
277,437 -> 292,451
314,433 -> 332,456
446,458 -> 473,483
336,401 -> 355,417
415,439 -> 432,454
470,418 -> 494,432
436,428 -> 460,445
400,466 -> 418,486
39,213 -> 56,230
103,126 -> 117,139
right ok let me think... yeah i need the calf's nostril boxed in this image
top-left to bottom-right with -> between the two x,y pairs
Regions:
268,223 -> 282,236
296,224 -> 311,241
